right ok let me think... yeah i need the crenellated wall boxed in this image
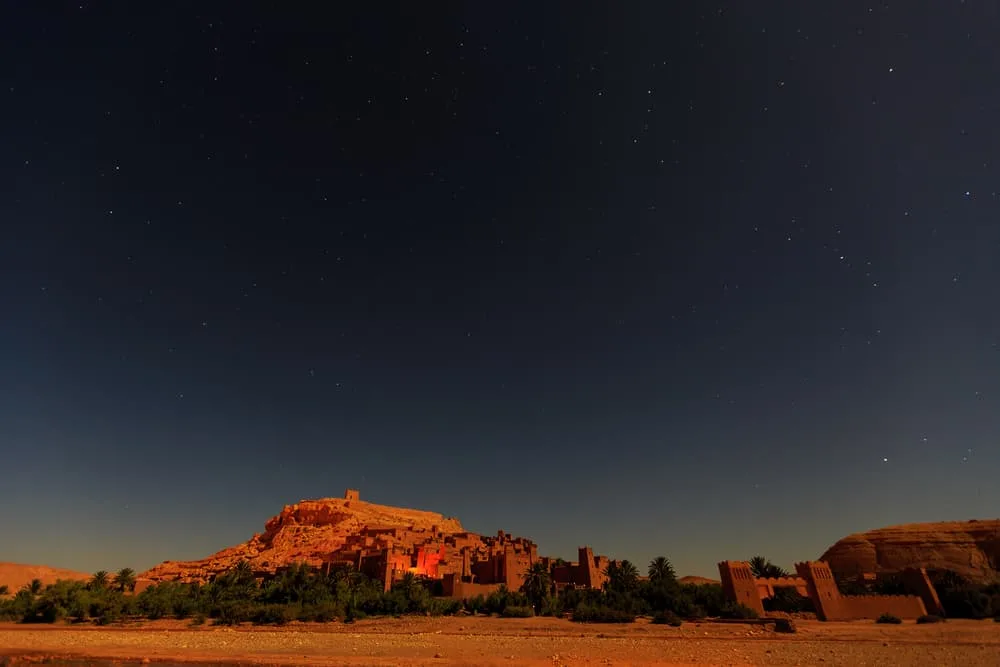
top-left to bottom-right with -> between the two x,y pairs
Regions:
718,560 -> 933,621
793,561 -> 928,621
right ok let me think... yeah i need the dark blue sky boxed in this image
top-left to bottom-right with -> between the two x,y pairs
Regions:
2,2 -> 998,578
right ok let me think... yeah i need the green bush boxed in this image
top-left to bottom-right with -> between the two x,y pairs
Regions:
464,595 -> 485,615
876,613 -> 902,624
916,614 -> 944,624
95,608 -> 121,625
679,583 -> 728,617
299,601 -> 344,622
481,586 -> 530,615
763,589 -> 813,614
719,603 -> 758,620
87,591 -> 126,626
190,612 -> 207,626
933,571 -> 996,619
68,596 -> 90,623
672,597 -> 706,619
571,603 -> 635,623
538,597 -> 563,617
651,610 -> 682,626
501,605 -> 534,618
137,588 -> 171,620
427,598 -> 462,616
172,596 -> 197,619
215,601 -> 253,625
252,603 -> 299,625
38,603 -> 67,624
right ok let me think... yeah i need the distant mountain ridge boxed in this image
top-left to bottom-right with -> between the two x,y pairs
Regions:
0,562 -> 90,592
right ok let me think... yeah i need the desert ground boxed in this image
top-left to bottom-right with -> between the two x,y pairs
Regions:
1,615 -> 998,666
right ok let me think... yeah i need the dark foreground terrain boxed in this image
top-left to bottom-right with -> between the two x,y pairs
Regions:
1,616 -> 999,666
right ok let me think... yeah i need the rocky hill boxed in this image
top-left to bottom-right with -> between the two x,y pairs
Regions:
820,519 -> 1000,583
139,492 -> 470,584
0,562 -> 90,592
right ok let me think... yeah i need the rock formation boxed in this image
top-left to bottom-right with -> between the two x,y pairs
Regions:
820,519 -> 1000,583
139,491 -> 475,584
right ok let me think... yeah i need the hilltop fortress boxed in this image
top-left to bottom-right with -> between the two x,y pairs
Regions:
140,489 -> 614,597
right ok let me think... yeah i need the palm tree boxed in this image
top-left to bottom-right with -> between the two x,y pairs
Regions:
277,562 -> 315,603
618,560 -> 640,591
329,563 -> 353,580
604,560 -> 639,594
648,557 -> 677,585
233,560 -> 254,580
19,579 -> 43,597
228,560 -> 257,591
748,556 -> 787,579
90,570 -> 109,591
113,567 -> 137,593
395,572 -> 418,599
520,562 -> 552,610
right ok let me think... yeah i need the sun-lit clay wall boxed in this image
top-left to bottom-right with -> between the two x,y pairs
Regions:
550,563 -> 577,587
546,547 -> 615,590
439,573 -> 503,598
838,594 -> 928,620
414,544 -> 447,578
901,567 -> 945,616
793,561 -> 927,621
577,547 -> 602,589
719,560 -> 931,621
754,576 -> 809,599
502,547 -> 532,589
718,560 -> 764,615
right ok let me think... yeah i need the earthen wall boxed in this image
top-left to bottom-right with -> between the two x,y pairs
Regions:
717,561 -> 765,616
794,561 -> 928,621
838,594 -> 927,620
439,573 -> 503,599
901,567 -> 944,616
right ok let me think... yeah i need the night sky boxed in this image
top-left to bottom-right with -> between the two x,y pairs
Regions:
2,2 -> 998,579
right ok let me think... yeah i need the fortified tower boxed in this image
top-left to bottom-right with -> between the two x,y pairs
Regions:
718,561 -> 764,616
344,488 -> 360,502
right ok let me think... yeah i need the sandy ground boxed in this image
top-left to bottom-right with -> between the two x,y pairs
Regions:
0,615 -> 998,666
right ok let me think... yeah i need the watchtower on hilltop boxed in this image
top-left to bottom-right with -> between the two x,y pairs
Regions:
344,488 -> 360,502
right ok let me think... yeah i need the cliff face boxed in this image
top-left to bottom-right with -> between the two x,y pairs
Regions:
820,519 -> 1000,583
139,496 -> 468,584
